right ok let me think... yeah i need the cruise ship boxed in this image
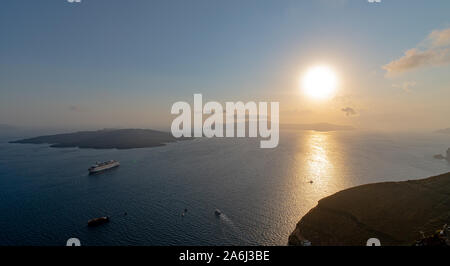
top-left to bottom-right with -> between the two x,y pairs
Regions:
88,160 -> 120,174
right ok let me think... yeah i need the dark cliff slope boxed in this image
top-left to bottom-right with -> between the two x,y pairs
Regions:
289,172 -> 450,246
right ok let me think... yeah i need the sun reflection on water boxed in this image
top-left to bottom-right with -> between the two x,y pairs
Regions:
294,131 -> 349,203
305,133 -> 334,184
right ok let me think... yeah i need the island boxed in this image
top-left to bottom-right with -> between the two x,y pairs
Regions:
288,172 -> 450,246
435,128 -> 450,134
281,123 -> 354,132
10,128 -> 188,149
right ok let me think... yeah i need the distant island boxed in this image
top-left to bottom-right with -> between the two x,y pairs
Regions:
289,172 -> 450,246
10,129 -> 188,149
281,123 -> 354,132
435,128 -> 450,134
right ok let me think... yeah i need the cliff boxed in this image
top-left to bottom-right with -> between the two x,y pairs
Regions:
288,172 -> 450,246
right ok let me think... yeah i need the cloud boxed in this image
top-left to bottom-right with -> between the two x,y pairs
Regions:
428,28 -> 450,48
392,81 -> 416,93
68,105 -> 86,112
341,107 -> 357,116
383,28 -> 450,74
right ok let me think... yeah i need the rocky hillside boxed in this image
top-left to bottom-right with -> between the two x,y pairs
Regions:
289,172 -> 450,246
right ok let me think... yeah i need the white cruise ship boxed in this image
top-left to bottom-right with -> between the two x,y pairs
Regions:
88,160 -> 120,174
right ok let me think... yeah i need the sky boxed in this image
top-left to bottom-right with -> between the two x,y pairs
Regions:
1,0 -> 449,131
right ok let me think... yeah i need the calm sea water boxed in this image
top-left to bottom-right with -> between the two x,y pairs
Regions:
0,130 -> 449,246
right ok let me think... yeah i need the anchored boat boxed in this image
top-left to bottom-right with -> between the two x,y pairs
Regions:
87,216 -> 109,227
88,160 -> 120,174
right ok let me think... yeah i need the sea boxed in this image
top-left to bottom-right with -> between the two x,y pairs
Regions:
0,130 -> 449,246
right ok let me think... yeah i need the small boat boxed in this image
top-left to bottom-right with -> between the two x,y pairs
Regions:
214,209 -> 222,216
87,216 -> 109,227
301,240 -> 312,246
434,154 -> 445,160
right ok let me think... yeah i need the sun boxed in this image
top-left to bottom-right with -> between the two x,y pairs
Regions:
301,65 -> 338,100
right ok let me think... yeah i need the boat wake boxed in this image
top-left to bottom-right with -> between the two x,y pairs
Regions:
215,210 -> 252,245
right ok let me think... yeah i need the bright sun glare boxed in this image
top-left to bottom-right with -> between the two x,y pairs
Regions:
302,65 -> 338,100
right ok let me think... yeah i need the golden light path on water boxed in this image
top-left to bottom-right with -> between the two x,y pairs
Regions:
305,132 -> 336,191
288,131 -> 352,219
266,130 -> 354,245
303,131 -> 353,198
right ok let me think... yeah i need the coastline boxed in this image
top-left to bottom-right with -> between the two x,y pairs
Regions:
288,172 -> 450,246
9,128 -> 190,150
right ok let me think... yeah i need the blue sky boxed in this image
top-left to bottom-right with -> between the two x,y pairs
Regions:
1,0 -> 449,130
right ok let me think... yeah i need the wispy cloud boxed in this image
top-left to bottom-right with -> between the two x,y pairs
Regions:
383,28 -> 450,74
428,28 -> 450,47
341,107 -> 357,116
392,81 -> 416,93
68,105 -> 86,112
